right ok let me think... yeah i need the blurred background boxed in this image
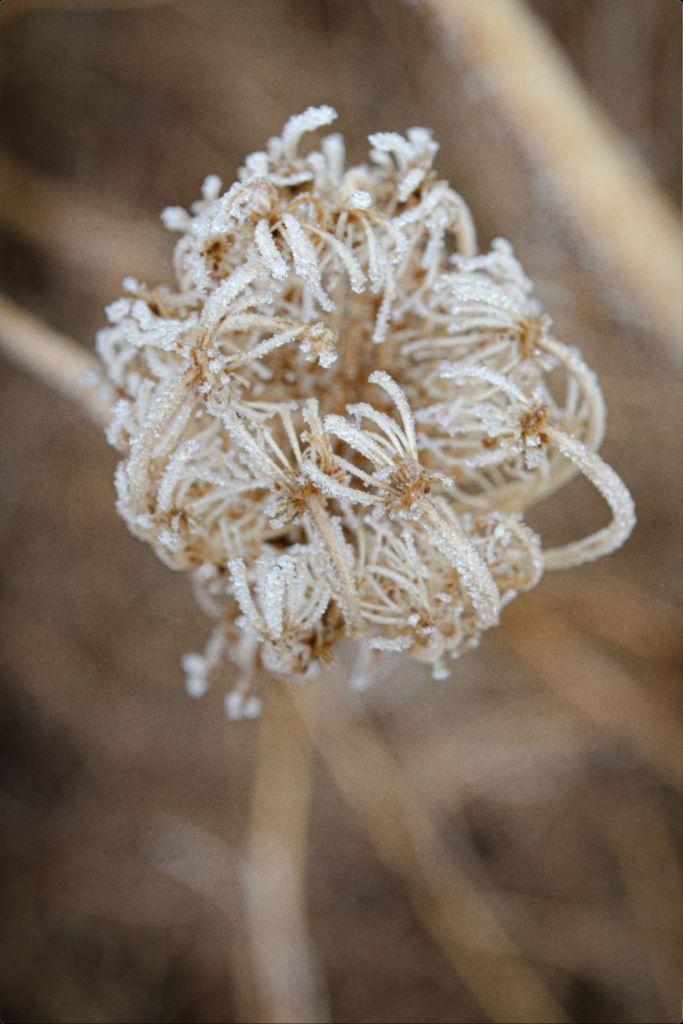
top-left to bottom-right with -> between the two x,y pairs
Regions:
0,1 -> 681,1021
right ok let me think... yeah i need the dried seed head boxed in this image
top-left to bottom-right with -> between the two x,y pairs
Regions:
97,106 -> 635,714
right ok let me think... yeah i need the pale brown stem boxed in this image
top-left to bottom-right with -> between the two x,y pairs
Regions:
146,814 -> 255,1017
540,569 -> 682,665
502,598 -> 683,791
0,294 -> 113,425
609,801 -> 683,1015
292,673 -> 570,1024
0,150 -> 168,289
421,0 -> 682,356
245,677 -> 326,1024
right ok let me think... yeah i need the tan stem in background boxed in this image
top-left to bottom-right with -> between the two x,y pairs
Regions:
0,294 -> 113,425
292,674 -> 570,1024
609,800 -> 683,1016
421,0 -> 682,357
502,597 -> 683,792
540,568 -> 682,666
0,150 -> 168,289
245,678 -> 326,1024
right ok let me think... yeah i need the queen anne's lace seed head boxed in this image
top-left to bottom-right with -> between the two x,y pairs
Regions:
97,106 -> 635,715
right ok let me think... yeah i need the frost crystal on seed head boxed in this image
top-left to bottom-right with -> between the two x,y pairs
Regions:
97,105 -> 635,714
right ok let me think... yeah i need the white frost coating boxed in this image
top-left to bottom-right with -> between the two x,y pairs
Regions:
201,175 -> 223,201
349,189 -> 372,209
542,427 -> 636,570
368,635 -> 413,652
281,105 -> 337,158
368,371 -> 418,456
201,265 -> 258,333
225,691 -> 263,721
254,219 -> 288,280
160,206 -> 191,232
282,214 -> 334,312
397,167 -> 426,203
97,106 -> 634,715
185,674 -> 209,698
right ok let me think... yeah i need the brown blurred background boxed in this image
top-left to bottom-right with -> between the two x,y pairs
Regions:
0,2 -> 681,1022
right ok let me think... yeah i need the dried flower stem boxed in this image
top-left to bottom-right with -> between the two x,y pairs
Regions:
502,598 -> 683,791
421,0 -> 682,355
542,569 -> 682,665
0,294 -> 112,425
245,678 -> 325,1023
474,888 -> 652,1000
0,150 -> 167,288
292,674 -> 570,1024
609,800 -> 683,1015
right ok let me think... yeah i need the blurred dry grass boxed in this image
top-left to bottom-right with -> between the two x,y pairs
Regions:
0,2 -> 681,1022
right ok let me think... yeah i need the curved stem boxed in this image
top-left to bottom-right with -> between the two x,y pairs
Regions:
542,426 -> 636,570
540,334 -> 606,452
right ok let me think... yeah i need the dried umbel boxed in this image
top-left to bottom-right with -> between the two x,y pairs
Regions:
97,105 -> 635,717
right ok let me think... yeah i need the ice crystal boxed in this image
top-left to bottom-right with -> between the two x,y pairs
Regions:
97,106 -> 635,716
